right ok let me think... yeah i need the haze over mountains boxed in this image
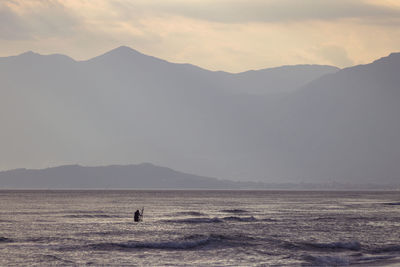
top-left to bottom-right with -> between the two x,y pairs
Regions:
0,164 -> 391,190
0,46 -> 399,186
0,163 -> 250,189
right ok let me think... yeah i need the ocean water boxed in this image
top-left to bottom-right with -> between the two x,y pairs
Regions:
0,190 -> 399,266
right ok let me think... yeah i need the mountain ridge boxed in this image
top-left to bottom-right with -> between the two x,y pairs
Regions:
0,163 -> 254,189
0,163 -> 396,190
0,47 -> 399,184
3,45 -> 339,75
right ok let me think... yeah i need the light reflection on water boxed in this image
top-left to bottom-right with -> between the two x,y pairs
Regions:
0,190 -> 399,266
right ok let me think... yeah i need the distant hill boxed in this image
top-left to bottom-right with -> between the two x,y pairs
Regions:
248,53 -> 400,184
0,46 -> 399,186
0,164 -> 394,190
218,64 -> 339,95
0,163 -> 239,189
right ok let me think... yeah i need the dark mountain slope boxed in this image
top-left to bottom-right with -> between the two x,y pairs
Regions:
0,47 -> 399,185
249,53 -> 400,183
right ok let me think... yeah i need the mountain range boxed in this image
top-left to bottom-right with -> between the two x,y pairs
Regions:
0,163 -> 244,189
0,46 -> 399,186
0,164 -> 393,190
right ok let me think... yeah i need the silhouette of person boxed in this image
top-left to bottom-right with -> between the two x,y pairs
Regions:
134,209 -> 141,222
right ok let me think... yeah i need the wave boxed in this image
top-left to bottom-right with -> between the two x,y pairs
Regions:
86,234 -> 226,251
60,233 -> 254,252
303,255 -> 350,266
0,237 -> 12,243
305,241 -> 361,251
285,241 -> 361,251
163,216 -> 259,224
78,230 -> 134,237
163,217 -> 224,224
66,210 -> 108,214
174,211 -> 205,216
310,216 -> 337,221
63,214 -> 115,218
0,219 -> 15,223
357,255 -> 397,264
372,244 -> 400,253
383,202 -> 400,206
89,239 -> 210,250
260,218 -> 277,222
1,210 -> 108,216
222,216 -> 257,222
25,236 -> 77,243
301,243 -> 400,266
220,209 -> 249,214
40,254 -> 75,265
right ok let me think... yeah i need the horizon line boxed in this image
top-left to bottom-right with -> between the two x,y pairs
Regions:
0,45 -> 352,74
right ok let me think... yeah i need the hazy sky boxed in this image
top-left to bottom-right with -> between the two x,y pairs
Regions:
1,0 -> 400,72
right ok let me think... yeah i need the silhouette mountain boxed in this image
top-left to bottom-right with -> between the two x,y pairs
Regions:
0,163 -> 260,189
0,47 -> 398,186
253,52 -> 400,184
0,164 -> 390,190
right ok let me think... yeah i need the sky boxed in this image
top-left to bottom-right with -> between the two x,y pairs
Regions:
1,0 -> 400,72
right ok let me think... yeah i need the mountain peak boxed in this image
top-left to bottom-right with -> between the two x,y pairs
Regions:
100,45 -> 145,58
87,45 -> 158,65
19,50 -> 40,57
14,50 -> 75,63
114,45 -> 136,52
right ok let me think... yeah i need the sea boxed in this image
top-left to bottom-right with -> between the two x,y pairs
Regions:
1,190 -> 399,266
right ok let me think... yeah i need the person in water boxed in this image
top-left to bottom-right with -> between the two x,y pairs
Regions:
134,209 -> 141,222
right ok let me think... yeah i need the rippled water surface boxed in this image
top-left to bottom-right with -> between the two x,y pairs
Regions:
1,190 -> 399,266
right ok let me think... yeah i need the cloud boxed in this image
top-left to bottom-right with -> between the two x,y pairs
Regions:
1,0 -> 80,40
0,4 -> 30,40
315,46 -> 354,67
0,0 -> 399,72
111,0 -> 400,24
